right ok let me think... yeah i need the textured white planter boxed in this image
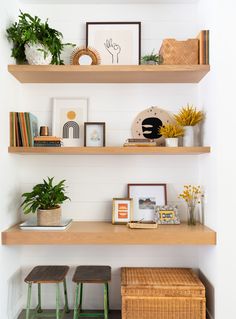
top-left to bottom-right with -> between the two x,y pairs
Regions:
37,206 -> 61,226
25,43 -> 52,65
165,137 -> 178,147
183,126 -> 194,147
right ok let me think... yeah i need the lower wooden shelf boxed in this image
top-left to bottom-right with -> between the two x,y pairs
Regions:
2,221 -> 216,245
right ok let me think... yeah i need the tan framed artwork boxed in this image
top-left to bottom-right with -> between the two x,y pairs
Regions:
112,198 -> 133,224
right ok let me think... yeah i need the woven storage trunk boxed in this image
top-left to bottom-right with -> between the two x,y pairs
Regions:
121,267 -> 206,319
159,39 -> 199,65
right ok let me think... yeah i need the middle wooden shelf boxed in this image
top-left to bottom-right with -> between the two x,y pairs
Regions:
8,146 -> 210,155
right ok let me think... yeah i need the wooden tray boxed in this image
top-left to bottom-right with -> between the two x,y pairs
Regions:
128,222 -> 157,229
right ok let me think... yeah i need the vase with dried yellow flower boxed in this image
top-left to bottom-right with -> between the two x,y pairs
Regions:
179,185 -> 201,225
174,105 -> 204,146
159,123 -> 184,147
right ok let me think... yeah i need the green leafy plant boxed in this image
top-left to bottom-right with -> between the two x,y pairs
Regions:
141,50 -> 162,64
6,11 -> 75,64
159,123 -> 184,138
174,104 -> 204,126
21,177 -> 70,214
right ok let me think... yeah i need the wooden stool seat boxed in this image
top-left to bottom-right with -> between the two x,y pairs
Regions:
73,265 -> 111,319
25,265 -> 69,283
24,265 -> 70,319
73,265 -> 111,283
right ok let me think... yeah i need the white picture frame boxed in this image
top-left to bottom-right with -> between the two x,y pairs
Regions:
112,198 -> 133,224
52,98 -> 88,147
86,22 -> 141,65
128,184 -> 167,222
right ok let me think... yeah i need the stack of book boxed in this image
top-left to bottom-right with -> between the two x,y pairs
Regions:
123,138 -> 157,147
198,30 -> 209,65
34,136 -> 62,147
9,112 -> 38,147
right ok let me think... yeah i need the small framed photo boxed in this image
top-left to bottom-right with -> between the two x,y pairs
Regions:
52,98 -> 88,147
112,198 -> 133,224
86,22 -> 141,65
84,122 -> 106,147
128,184 -> 167,222
155,205 -> 180,225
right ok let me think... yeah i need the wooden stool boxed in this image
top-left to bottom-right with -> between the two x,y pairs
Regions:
24,265 -> 70,319
72,265 -> 111,319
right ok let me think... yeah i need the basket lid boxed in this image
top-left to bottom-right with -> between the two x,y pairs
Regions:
121,267 -> 204,288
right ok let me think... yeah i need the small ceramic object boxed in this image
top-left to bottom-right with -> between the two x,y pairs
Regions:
165,137 -> 178,147
25,43 -> 52,65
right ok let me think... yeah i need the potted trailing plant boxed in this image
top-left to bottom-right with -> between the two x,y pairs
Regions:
174,104 -> 204,147
6,11 -> 75,65
21,177 -> 70,226
159,123 -> 184,147
141,50 -> 162,65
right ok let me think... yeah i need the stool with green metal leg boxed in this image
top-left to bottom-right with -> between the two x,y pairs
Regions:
73,265 -> 111,319
24,265 -> 70,319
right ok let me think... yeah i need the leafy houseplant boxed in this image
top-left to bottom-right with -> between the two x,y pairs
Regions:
21,177 -> 70,226
6,11 -> 74,65
159,123 -> 184,147
174,104 -> 204,147
141,50 -> 162,65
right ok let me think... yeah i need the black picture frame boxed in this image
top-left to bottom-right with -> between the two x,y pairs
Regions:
84,122 -> 106,147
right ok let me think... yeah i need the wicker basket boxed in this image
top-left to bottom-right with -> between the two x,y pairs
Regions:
37,206 -> 61,226
121,267 -> 206,319
159,39 -> 199,65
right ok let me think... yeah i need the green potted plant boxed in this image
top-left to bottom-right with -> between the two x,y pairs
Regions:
174,104 -> 204,146
159,123 -> 184,147
21,177 -> 70,226
6,11 -> 75,65
141,50 -> 162,65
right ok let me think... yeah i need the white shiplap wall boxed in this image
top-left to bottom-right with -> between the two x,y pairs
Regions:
16,2 -> 204,310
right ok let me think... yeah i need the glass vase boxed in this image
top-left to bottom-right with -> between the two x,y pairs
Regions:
187,204 -> 196,225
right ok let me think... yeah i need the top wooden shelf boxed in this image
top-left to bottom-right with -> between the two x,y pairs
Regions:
8,65 -> 210,84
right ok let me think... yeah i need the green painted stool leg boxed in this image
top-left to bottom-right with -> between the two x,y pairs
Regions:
106,283 -> 109,312
63,279 -> 70,313
37,283 -> 42,313
79,283 -> 83,312
104,283 -> 108,319
25,283 -> 32,319
56,283 -> 60,319
73,284 -> 80,319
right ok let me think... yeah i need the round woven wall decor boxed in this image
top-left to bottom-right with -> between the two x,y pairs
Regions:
131,106 -> 175,146
70,46 -> 101,65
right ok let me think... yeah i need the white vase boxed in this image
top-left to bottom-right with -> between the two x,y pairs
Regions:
165,137 -> 178,147
183,126 -> 194,146
25,43 -> 52,65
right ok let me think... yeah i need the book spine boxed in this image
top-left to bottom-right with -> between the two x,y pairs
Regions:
34,143 -> 61,147
16,113 -> 23,147
34,141 -> 61,145
19,112 -> 28,146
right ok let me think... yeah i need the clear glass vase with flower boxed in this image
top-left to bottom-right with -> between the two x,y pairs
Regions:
179,185 -> 202,225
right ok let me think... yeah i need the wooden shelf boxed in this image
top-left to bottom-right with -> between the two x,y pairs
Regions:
8,65 -> 210,83
8,146 -> 210,155
2,221 -> 216,245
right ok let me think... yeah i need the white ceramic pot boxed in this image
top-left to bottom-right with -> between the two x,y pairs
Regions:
165,137 -> 178,147
25,43 -> 52,65
183,126 -> 194,147
37,206 -> 61,226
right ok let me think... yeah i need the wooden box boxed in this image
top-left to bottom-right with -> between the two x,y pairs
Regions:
121,267 -> 206,319
159,38 -> 199,65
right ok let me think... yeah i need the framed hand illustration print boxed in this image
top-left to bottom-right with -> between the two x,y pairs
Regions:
86,22 -> 141,65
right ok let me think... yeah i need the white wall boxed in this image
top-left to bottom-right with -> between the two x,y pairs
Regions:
2,1 -> 221,317
0,2 -> 23,319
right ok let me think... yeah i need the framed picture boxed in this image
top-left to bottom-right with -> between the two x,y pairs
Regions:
128,184 -> 167,221
112,198 -> 133,224
52,98 -> 88,147
86,22 -> 141,65
84,122 -> 106,147
155,205 -> 180,225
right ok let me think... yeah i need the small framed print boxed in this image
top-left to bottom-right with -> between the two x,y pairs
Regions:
86,22 -> 141,65
155,205 -> 180,225
84,122 -> 106,147
128,184 -> 167,222
112,198 -> 133,224
52,98 -> 88,147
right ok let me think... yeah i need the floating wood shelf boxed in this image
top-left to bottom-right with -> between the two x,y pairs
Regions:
8,146 -> 210,155
2,221 -> 216,245
8,65 -> 210,83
